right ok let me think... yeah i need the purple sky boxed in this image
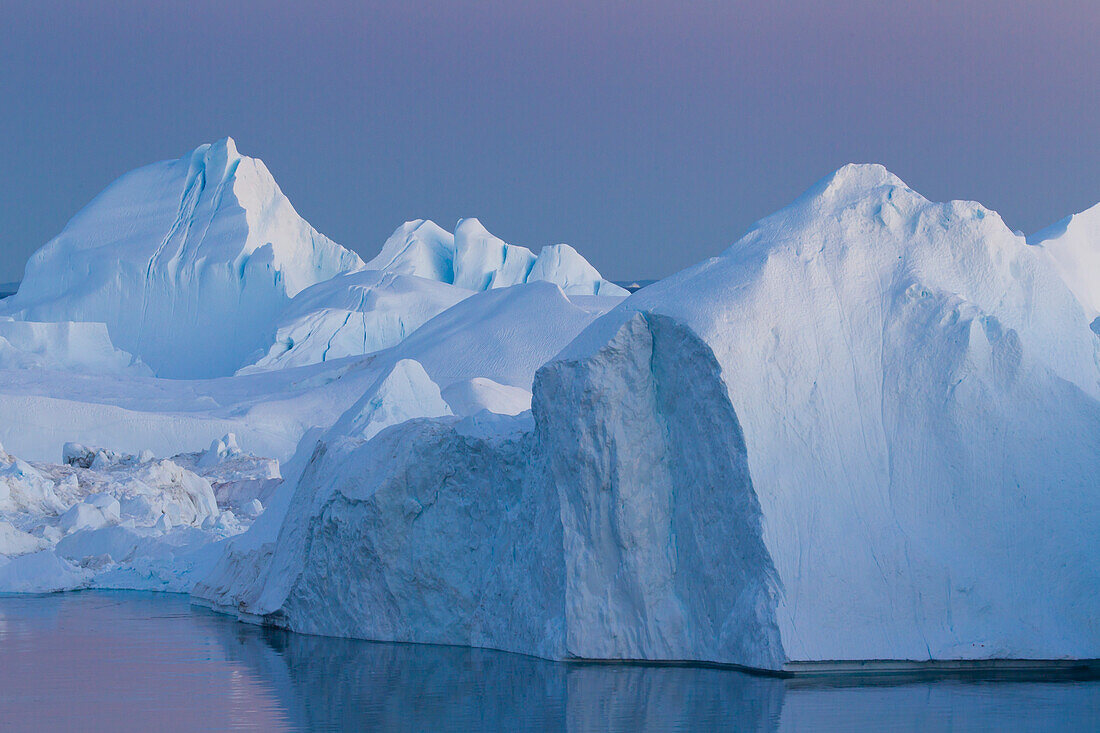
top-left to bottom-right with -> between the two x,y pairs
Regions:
2,0 -> 1098,281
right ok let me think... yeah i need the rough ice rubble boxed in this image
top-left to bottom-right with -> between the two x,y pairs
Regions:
366,217 -> 629,296
0,435 -> 276,593
197,164 -> 1100,670
0,138 -> 364,378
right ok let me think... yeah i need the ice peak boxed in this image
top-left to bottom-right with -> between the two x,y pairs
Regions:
454,217 -> 501,243
810,163 -> 909,202
330,358 -> 452,441
196,136 -> 240,160
1025,200 -> 1100,318
216,136 -> 239,157
363,218 -> 624,296
189,137 -> 244,181
1027,200 -> 1100,246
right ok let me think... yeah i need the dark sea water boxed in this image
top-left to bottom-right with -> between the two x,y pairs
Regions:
0,591 -> 1097,731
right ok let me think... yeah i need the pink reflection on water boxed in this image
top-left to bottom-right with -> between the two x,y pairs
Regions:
0,592 -> 290,731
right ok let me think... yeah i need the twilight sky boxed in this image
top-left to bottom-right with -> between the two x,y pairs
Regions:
1,0 -> 1098,282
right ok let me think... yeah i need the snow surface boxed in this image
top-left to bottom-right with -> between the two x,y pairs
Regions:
195,164 -> 1100,670
0,357 -> 386,464
0,138 -> 364,378
441,377 -> 533,417
375,281 -> 621,391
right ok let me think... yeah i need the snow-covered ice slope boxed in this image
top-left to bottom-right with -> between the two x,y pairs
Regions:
0,281 -> 615,463
197,164 -> 1100,669
0,138 -> 363,378
379,281 -> 619,392
366,218 -> 628,296
240,271 -> 471,373
1028,202 -> 1100,323
0,357 -> 391,465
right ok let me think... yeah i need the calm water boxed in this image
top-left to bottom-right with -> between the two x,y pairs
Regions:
0,592 -> 1097,731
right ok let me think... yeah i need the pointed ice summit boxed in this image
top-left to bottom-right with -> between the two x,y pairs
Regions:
1027,201 -> 1100,323
1,138 -> 364,378
366,218 -> 628,296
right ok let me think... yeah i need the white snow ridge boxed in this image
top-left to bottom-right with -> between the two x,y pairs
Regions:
2,143 -> 1098,675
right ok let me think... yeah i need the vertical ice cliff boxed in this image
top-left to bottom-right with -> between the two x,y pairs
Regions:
1,139 -> 364,378
534,313 -> 783,666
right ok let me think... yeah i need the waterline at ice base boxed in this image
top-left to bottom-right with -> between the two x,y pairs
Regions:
2,142 -> 1097,675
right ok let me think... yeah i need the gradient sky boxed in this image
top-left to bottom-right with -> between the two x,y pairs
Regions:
2,0 -> 1098,282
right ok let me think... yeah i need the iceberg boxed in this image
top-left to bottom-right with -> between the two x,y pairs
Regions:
0,139 -> 623,380
196,164 -> 1100,670
0,138 -> 364,378
4,139 -> 1097,673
